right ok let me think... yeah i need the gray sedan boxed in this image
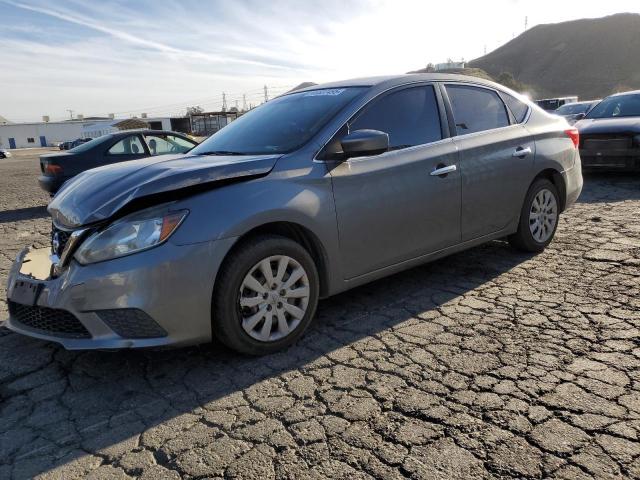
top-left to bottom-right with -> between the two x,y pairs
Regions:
6,74 -> 583,354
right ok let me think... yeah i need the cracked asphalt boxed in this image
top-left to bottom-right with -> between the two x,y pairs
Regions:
1,149 -> 639,479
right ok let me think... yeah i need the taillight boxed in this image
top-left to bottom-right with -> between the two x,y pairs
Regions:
565,127 -> 579,149
45,163 -> 63,175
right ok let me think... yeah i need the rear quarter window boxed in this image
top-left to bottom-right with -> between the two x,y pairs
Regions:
501,92 -> 530,123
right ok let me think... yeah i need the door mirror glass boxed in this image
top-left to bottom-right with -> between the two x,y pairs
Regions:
340,129 -> 389,158
574,112 -> 585,121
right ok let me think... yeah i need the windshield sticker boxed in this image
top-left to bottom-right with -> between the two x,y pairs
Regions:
304,89 -> 345,97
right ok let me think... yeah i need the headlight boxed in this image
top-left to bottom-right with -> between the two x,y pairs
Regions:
74,207 -> 188,264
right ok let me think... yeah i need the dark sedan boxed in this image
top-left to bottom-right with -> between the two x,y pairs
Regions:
59,138 -> 91,150
575,91 -> 640,171
39,130 -> 198,194
554,100 -> 599,125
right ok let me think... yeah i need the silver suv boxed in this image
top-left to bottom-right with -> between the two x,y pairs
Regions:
6,74 -> 583,354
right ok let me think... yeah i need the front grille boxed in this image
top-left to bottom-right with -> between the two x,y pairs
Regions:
8,301 -> 91,339
96,309 -> 168,338
51,224 -> 72,257
581,135 -> 632,150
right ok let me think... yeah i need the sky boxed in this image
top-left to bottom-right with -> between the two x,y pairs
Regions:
1,0 -> 639,122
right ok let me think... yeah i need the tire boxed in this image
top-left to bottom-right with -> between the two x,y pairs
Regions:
508,178 -> 560,253
212,234 -> 320,355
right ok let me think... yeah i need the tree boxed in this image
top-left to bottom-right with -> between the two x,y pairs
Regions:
186,106 -> 204,116
496,72 -> 528,93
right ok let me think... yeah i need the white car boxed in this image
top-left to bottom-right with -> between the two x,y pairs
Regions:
0,149 -> 12,159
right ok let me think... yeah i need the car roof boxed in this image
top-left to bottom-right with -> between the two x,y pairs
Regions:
560,100 -> 595,106
608,90 -> 640,98
536,96 -> 578,101
108,129 -> 189,137
288,73 -> 509,95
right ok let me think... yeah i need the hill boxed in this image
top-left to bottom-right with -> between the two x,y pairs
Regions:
408,67 -> 494,81
468,13 -> 640,100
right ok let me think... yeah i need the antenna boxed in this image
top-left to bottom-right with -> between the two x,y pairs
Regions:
66,109 -> 74,120
242,94 -> 247,111
525,16 -> 528,31
222,93 -> 227,112
264,85 -> 269,103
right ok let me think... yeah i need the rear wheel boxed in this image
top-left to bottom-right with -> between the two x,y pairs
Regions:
212,235 -> 319,355
508,178 -> 560,252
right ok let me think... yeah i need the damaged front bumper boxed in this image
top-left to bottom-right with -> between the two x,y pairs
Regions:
5,237 -> 236,349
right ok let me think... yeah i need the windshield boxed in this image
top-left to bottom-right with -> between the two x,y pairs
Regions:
190,87 -> 366,156
585,94 -> 640,119
556,103 -> 589,115
68,135 -> 110,153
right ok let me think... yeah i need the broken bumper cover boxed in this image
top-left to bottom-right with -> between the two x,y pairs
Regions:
5,238 -> 236,349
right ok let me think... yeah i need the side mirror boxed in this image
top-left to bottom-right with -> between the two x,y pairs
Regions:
574,113 -> 585,121
340,129 -> 389,159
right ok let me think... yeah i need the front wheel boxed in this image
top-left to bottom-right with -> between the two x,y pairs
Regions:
212,235 -> 319,355
508,178 -> 560,252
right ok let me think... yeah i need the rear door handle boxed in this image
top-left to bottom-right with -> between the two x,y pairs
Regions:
430,165 -> 457,176
512,146 -> 532,157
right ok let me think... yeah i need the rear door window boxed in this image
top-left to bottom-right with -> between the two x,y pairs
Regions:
446,85 -> 510,135
350,85 -> 443,150
144,134 -> 195,155
108,135 -> 145,155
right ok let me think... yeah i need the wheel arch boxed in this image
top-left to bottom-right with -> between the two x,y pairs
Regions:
533,168 -> 566,212
220,221 -> 331,298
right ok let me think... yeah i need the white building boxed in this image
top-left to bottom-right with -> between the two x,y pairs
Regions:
0,116 -> 182,149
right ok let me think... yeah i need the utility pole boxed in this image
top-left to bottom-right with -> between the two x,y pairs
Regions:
222,93 -> 227,112
66,109 -> 74,120
264,85 -> 269,103
484,44 -> 487,55
242,94 -> 247,112
524,16 -> 528,31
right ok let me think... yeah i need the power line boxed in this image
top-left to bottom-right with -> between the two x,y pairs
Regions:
102,85 -> 292,117
21,85 -> 295,122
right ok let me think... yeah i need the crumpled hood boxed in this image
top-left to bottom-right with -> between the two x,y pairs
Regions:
575,117 -> 640,135
48,153 -> 281,228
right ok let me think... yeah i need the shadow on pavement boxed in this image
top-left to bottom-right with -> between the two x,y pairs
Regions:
0,206 -> 48,224
0,240 -> 534,478
578,172 -> 640,203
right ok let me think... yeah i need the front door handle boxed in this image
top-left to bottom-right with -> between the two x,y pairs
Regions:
430,164 -> 457,177
512,146 -> 532,157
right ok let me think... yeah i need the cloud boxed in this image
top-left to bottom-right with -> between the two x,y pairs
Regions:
1,0 -> 311,71
1,0 -> 639,121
